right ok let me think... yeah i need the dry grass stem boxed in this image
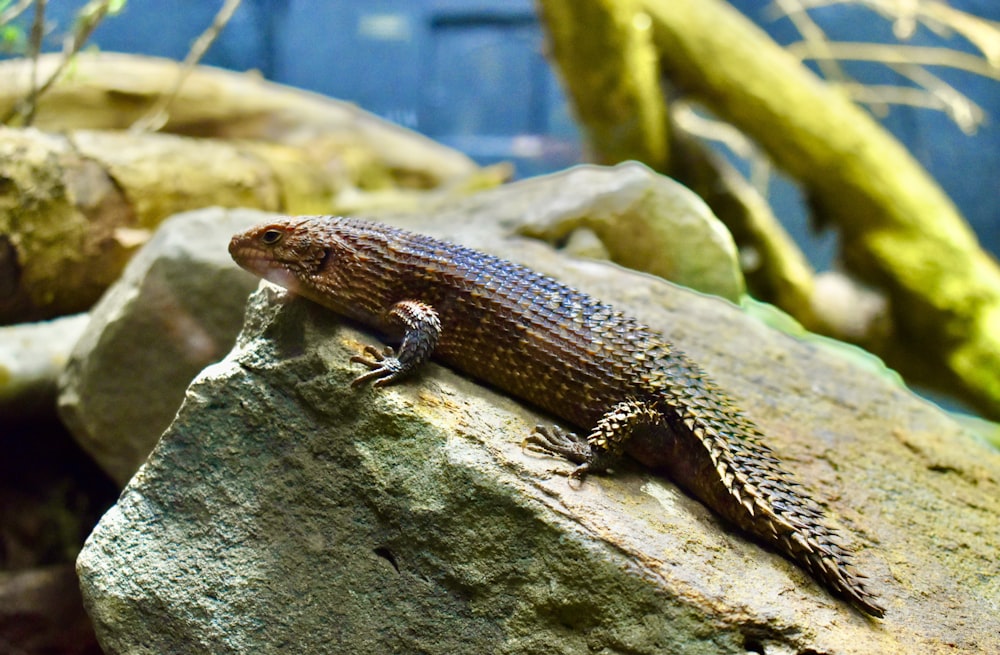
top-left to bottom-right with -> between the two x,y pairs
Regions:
130,0 -> 244,132
0,0 -> 34,27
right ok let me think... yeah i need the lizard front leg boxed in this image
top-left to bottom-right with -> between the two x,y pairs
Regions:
350,300 -> 441,387
525,398 -> 659,480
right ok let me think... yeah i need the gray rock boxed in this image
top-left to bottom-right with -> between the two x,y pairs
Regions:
57,208 -> 271,485
78,216 -> 999,653
0,313 -> 88,420
378,161 -> 745,302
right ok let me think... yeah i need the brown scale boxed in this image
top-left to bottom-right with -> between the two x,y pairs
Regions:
229,215 -> 885,618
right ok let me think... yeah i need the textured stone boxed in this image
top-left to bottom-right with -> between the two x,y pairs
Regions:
78,213 -> 999,653
57,208 -> 269,485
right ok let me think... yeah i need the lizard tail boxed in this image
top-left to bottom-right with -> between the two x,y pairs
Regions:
661,366 -> 885,617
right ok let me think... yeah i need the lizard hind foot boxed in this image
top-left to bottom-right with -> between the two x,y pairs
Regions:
523,425 -> 594,484
524,425 -> 592,464
350,344 -> 405,387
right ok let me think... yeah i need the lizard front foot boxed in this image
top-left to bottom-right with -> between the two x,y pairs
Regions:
350,344 -> 405,387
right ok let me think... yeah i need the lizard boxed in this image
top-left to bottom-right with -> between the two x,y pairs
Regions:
228,215 -> 885,618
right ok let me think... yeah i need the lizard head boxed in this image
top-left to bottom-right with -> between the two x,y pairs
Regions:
231,216 -> 409,324
229,217 -> 348,292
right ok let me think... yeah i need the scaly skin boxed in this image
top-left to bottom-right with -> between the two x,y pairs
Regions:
229,215 -> 884,618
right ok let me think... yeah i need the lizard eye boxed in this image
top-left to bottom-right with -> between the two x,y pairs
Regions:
261,229 -> 283,245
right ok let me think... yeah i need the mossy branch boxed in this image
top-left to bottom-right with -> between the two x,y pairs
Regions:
536,0 -> 668,170
539,0 -> 1000,418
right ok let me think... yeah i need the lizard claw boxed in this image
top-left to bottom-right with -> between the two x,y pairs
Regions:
523,425 -> 609,484
350,344 -> 405,387
541,462 -> 589,488
523,425 -> 592,464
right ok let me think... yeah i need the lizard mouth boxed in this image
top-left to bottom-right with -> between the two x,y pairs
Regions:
228,236 -> 297,286
232,250 -> 304,294
228,236 -> 268,275
258,265 -> 303,293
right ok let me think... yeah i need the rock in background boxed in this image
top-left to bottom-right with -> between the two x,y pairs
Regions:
57,208 -> 270,486
0,314 -> 89,420
379,161 -> 744,302
0,53 -> 486,324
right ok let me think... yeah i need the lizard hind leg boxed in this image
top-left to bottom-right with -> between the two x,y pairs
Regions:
524,399 -> 659,480
350,344 -> 404,387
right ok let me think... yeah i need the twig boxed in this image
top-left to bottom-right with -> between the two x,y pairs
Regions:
889,61 -> 984,133
839,80 -> 982,122
919,1 -> 1000,66
25,0 -> 45,126
773,0 -> 995,130
785,41 -> 1000,80
0,0 -> 114,125
771,0 -> 848,82
672,102 -> 774,200
130,0 -> 244,132
791,0 -> 1000,65
0,0 -> 35,27
672,102 -> 758,160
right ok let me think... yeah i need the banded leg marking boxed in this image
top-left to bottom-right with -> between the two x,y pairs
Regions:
525,399 -> 660,480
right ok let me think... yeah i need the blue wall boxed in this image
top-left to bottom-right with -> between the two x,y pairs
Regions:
27,0 -> 581,178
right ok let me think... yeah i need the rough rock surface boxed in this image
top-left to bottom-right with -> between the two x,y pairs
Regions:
57,208 -> 270,485
78,217 -> 999,653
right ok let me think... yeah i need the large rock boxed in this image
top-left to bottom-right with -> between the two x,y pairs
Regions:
77,215 -> 998,653
58,208 -> 269,485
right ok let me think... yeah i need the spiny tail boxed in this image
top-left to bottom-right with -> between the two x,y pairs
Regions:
663,359 -> 885,618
